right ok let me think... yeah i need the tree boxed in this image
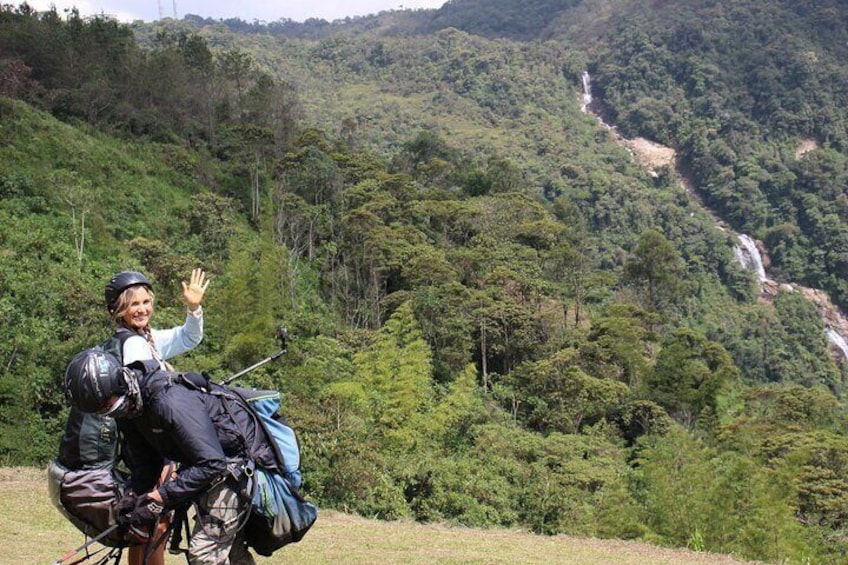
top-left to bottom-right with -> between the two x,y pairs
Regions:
623,228 -> 686,313
425,364 -> 487,449
212,233 -> 289,374
545,243 -> 593,326
579,303 -> 657,387
217,48 -> 254,120
508,348 -> 629,433
474,266 -> 542,378
353,301 -> 435,451
645,328 -> 740,428
393,130 -> 457,185
411,281 -> 475,382
53,170 -> 92,266
243,72 -> 301,148
179,192 -> 237,264
486,156 -> 524,194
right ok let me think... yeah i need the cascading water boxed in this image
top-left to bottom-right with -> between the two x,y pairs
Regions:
826,327 -> 848,360
581,71 -> 593,113
733,234 -> 767,281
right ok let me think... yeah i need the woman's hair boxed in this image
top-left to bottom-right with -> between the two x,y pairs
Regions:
111,285 -> 155,330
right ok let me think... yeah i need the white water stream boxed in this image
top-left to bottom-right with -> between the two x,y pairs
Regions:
580,71 -> 593,113
732,235 -> 848,360
732,234 -> 767,282
827,328 -> 848,360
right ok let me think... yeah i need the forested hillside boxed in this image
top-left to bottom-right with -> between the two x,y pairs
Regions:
3,1 -> 848,563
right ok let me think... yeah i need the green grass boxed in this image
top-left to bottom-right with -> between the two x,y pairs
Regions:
2,467 -> 769,565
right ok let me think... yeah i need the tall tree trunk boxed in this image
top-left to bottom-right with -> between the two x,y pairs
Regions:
251,150 -> 261,221
480,320 -> 488,390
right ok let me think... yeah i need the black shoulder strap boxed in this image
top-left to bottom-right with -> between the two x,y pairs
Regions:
98,328 -> 138,364
177,371 -> 214,392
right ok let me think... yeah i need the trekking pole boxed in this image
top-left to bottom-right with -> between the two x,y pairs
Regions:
220,327 -> 289,386
50,524 -> 120,565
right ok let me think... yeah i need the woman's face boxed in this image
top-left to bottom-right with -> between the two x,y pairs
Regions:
120,286 -> 154,331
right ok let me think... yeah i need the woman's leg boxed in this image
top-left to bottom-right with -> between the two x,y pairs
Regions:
126,515 -> 169,565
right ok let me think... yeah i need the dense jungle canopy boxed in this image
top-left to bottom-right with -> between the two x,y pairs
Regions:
3,0 -> 848,562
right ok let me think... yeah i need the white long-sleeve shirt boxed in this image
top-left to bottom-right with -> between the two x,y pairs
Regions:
122,307 -> 204,368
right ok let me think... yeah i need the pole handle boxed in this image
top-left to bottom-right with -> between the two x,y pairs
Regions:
220,348 -> 286,385
51,524 -> 120,564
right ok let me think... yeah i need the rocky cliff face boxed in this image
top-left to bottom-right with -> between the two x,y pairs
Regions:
761,278 -> 848,362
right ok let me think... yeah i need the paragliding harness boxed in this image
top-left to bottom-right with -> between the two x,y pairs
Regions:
48,330 -> 138,558
50,329 -> 181,565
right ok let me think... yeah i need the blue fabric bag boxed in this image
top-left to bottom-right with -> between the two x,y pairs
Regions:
233,388 -> 318,555
242,390 -> 302,488
247,467 -> 318,555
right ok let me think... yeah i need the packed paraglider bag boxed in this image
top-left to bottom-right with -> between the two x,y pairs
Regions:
47,459 -> 134,547
169,373 -> 318,556
245,467 -> 318,555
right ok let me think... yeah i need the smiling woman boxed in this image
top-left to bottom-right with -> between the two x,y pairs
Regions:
107,268 -> 208,368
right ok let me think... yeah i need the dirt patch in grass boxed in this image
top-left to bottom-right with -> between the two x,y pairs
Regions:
1,466 -> 769,565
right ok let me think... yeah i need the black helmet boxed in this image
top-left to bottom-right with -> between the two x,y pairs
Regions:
104,271 -> 152,313
64,349 -> 127,414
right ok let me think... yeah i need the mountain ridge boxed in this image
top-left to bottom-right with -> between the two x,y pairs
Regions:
4,3 -> 848,562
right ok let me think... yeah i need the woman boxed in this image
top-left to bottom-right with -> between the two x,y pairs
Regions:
51,268 -> 210,565
105,268 -> 209,369
107,268 -> 209,563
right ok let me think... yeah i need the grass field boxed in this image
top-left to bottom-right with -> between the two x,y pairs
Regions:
1,467 -> 769,565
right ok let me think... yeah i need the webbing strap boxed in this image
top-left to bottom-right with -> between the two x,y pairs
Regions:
141,523 -> 173,565
167,504 -> 192,562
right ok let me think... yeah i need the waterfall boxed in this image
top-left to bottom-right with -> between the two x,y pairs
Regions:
733,234 -> 767,281
581,71 -> 592,113
579,69 -> 848,366
827,327 -> 848,360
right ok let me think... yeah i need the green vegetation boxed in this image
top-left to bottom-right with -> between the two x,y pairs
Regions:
2,1 -> 848,563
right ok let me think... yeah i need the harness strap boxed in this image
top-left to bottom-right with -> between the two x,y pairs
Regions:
230,459 -> 258,534
167,503 -> 192,561
141,522 -> 173,565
